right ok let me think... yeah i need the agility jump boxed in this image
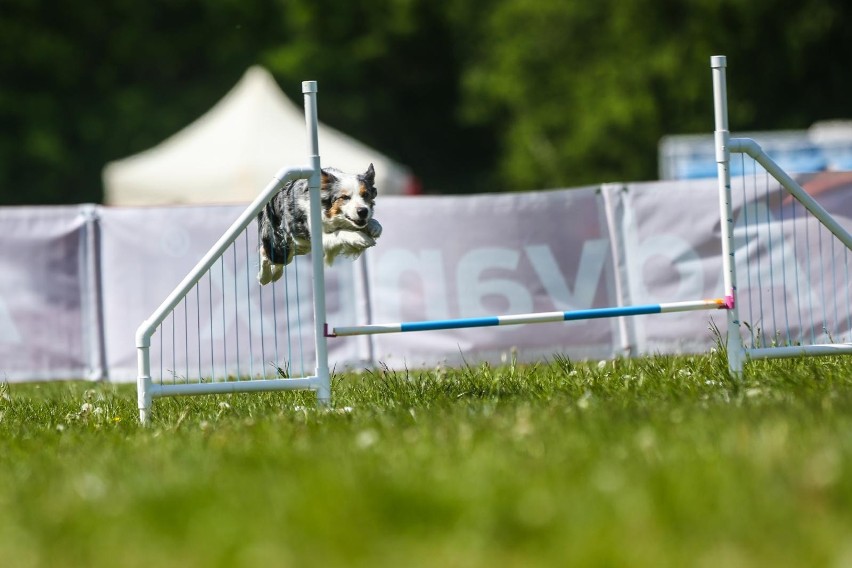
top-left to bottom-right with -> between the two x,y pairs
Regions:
135,56 -> 852,423
135,81 -> 331,424
326,55 -> 852,374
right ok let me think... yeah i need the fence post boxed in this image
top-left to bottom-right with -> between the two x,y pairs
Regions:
711,55 -> 746,376
302,81 -> 331,404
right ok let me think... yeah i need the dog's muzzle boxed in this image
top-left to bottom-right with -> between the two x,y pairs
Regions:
350,209 -> 370,228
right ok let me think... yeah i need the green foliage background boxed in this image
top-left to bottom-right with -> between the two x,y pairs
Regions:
2,0 -> 851,203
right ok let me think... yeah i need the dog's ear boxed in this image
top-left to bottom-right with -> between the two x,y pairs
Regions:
364,163 -> 375,185
320,168 -> 337,189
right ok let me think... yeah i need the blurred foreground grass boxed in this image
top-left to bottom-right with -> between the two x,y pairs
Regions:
2,352 -> 852,567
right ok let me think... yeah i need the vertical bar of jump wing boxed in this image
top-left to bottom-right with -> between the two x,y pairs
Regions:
137,340 -> 153,425
303,81 -> 332,404
711,55 -> 746,375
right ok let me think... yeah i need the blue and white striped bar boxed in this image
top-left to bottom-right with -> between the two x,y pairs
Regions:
328,298 -> 729,337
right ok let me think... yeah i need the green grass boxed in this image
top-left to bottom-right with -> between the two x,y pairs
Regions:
2,351 -> 852,567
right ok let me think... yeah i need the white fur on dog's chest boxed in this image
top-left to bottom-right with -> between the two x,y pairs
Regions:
321,219 -> 382,265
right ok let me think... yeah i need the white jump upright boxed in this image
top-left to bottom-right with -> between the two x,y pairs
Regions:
135,81 -> 329,424
711,55 -> 747,374
712,56 -> 852,371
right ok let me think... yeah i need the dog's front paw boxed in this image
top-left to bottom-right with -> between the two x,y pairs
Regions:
347,230 -> 376,250
258,250 -> 273,285
269,264 -> 284,283
337,231 -> 376,259
366,218 -> 382,239
323,230 -> 376,265
258,244 -> 290,285
258,268 -> 272,285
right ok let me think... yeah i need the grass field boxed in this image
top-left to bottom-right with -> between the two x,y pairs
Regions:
2,349 -> 852,567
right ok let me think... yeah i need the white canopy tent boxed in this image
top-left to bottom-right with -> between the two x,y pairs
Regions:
103,66 -> 416,205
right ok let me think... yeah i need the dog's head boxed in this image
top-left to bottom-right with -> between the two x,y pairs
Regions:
320,164 -> 377,231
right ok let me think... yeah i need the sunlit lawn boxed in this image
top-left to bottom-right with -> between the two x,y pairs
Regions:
2,351 -> 852,567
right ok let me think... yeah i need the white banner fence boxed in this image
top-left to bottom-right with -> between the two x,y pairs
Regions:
1,172 -> 850,383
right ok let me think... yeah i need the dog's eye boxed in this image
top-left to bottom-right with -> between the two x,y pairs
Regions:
340,195 -> 351,202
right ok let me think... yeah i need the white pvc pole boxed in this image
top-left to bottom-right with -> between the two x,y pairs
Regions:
149,377 -> 321,398
711,55 -> 746,376
748,344 -> 852,360
302,81 -> 332,405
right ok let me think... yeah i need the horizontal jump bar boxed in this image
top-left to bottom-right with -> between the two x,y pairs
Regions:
328,297 -> 730,337
747,343 -> 852,360
148,377 -> 323,398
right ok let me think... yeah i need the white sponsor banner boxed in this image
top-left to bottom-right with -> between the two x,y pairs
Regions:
613,178 -> 730,354
353,187 -> 621,367
0,206 -> 98,381
1,172 -> 849,382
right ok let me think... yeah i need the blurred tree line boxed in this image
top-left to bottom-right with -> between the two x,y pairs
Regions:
2,0 -> 851,204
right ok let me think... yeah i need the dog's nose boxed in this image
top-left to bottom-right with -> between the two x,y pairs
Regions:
356,207 -> 369,220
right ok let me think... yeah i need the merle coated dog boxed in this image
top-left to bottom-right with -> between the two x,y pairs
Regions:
257,164 -> 382,285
